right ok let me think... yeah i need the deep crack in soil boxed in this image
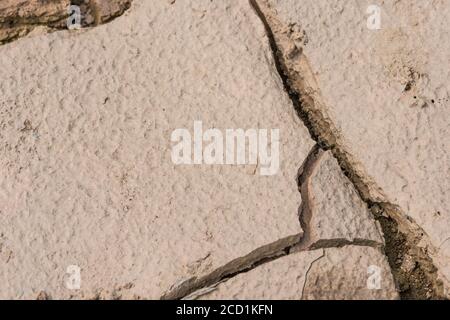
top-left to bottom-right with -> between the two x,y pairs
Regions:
249,0 -> 446,300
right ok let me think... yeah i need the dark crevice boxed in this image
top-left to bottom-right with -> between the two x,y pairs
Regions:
309,238 -> 383,251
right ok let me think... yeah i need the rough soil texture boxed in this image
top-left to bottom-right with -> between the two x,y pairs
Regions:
0,0 -> 448,300
0,0 -> 315,300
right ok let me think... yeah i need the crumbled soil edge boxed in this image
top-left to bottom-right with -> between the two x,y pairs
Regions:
0,0 -> 132,46
373,204 -> 445,299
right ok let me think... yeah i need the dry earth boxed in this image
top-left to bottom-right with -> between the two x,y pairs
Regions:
0,0 -> 448,300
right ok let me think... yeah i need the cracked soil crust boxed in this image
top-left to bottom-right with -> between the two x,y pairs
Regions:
249,0 -> 446,299
0,0 -> 448,300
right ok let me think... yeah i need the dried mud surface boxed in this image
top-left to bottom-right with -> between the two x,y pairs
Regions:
0,0 -> 448,300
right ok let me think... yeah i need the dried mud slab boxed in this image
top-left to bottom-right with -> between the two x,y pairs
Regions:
0,0 -> 132,45
302,246 -> 398,300
298,149 -> 384,249
195,246 -> 397,300
0,1 -> 315,299
255,0 -> 450,298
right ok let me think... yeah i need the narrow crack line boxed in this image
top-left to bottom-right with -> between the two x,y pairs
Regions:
297,144 -> 322,185
438,237 -> 450,249
301,249 -> 325,300
249,0 -> 445,299
160,233 -> 302,300
167,236 -> 383,300
185,239 -> 380,300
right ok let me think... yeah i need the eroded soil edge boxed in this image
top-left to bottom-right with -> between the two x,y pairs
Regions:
0,0 -> 132,45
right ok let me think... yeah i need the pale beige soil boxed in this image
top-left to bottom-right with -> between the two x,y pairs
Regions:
0,0 -> 448,300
